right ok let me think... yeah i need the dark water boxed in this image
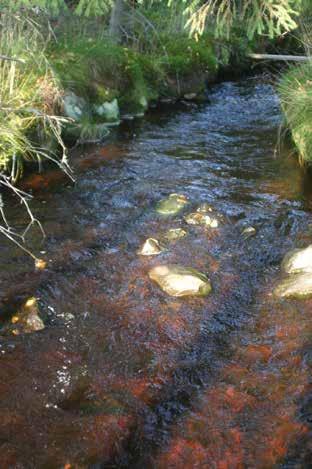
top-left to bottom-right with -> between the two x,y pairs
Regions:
1,79 -> 312,468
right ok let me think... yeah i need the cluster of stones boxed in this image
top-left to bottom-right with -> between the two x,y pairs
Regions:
138,193 -> 220,298
63,92 -> 150,143
274,245 -> 312,299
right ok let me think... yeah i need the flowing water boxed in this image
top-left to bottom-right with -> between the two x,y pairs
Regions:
1,78 -> 312,468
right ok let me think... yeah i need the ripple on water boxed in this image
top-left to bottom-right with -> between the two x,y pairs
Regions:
0,79 -> 312,466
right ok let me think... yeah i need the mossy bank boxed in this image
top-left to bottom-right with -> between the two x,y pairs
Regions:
0,5 -> 227,181
50,32 -> 219,145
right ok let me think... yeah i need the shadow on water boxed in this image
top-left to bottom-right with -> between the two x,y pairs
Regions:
1,79 -> 312,467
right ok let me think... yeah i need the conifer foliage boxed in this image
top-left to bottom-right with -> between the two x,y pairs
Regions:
4,0 -> 303,38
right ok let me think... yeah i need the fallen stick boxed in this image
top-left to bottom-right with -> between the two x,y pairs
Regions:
248,53 -> 310,62
0,54 -> 25,64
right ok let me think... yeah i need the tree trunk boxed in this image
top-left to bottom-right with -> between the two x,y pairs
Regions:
109,0 -> 125,42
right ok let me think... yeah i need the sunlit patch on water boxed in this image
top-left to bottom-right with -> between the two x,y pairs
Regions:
0,79 -> 312,466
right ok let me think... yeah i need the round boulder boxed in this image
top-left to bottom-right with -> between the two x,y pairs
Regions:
156,194 -> 188,216
149,265 -> 212,297
281,245 -> 312,274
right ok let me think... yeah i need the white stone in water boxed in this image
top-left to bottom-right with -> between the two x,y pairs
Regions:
164,228 -> 187,241
13,297 -> 45,333
210,219 -> 219,228
138,238 -> 164,256
184,93 -> 197,100
149,265 -> 212,297
281,245 -> 312,274
25,312 -> 45,332
184,212 -> 209,225
160,97 -> 175,104
242,226 -> 256,238
184,212 -> 218,227
156,194 -> 188,216
196,203 -> 213,213
274,273 -> 312,299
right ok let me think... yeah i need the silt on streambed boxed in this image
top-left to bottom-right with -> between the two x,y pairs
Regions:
0,80 -> 312,467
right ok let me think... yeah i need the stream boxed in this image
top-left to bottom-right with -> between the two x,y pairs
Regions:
1,78 -> 312,467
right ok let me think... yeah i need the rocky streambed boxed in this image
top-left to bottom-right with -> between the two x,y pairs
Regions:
0,79 -> 312,467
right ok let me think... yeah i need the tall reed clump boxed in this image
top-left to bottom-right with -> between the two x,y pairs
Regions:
278,61 -> 312,166
278,6 -> 312,166
0,8 -> 72,262
0,8 -> 70,181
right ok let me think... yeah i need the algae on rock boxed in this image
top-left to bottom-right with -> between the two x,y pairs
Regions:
156,194 -> 188,216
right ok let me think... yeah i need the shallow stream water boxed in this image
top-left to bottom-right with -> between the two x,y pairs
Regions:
1,78 -> 312,467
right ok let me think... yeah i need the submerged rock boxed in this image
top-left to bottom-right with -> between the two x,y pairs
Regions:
184,212 -> 218,228
242,226 -> 256,238
274,273 -> 312,299
121,114 -> 135,121
156,194 -> 188,216
138,238 -> 164,256
12,297 -> 45,334
149,265 -> 212,297
281,245 -> 312,274
184,93 -> 197,101
164,228 -> 187,241
160,97 -> 175,104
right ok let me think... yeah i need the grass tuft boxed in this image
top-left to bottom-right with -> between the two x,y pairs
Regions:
278,61 -> 312,165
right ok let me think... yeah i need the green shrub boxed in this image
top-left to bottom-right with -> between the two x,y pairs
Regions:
158,33 -> 217,75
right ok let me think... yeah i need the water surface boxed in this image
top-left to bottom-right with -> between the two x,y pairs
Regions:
1,79 -> 312,467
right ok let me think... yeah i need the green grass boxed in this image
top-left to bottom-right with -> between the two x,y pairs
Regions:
0,4 -> 221,178
49,31 -> 218,113
278,61 -> 312,165
0,10 -> 67,180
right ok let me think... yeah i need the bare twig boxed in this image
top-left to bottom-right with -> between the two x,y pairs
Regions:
0,175 -> 46,241
0,54 -> 25,64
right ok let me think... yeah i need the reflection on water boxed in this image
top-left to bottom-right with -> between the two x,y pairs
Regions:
0,80 -> 312,467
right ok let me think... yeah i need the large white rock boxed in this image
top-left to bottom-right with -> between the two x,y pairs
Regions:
63,92 -> 89,122
94,98 -> 120,122
274,273 -> 312,299
149,265 -> 212,297
281,245 -> 312,274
